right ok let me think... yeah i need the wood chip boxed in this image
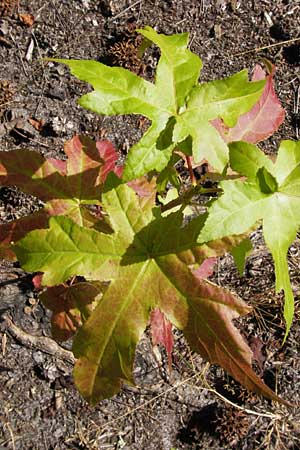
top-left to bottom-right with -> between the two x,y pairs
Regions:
19,13 -> 35,26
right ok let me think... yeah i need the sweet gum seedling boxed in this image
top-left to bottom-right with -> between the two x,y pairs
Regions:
0,27 -> 295,406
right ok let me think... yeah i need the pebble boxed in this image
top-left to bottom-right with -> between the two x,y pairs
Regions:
33,351 -> 44,364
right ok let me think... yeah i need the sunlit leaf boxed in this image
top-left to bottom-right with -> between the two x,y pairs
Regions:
52,27 -> 265,179
199,140 -> 300,336
14,181 -> 286,405
212,64 -> 285,143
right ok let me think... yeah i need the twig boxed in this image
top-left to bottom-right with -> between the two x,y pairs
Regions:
234,37 -> 300,57
8,32 -> 28,76
12,128 -> 50,148
31,31 -> 48,116
97,370 -> 284,437
3,422 -> 16,450
98,372 -> 202,432
160,184 -> 221,213
204,386 -> 283,419
2,314 -> 75,364
110,0 -> 143,21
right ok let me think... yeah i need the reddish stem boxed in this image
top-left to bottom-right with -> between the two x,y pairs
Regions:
186,155 -> 197,186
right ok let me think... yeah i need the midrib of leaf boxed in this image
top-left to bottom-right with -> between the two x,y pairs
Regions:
90,259 -> 152,393
160,53 -> 178,113
234,92 -> 267,137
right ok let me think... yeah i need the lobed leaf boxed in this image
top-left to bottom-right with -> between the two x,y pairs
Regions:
15,182 -> 287,405
199,140 -> 300,336
0,136 -> 122,257
173,70 -> 265,171
52,27 -> 265,180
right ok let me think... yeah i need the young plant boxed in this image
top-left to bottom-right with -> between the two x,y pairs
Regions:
0,27 -> 294,407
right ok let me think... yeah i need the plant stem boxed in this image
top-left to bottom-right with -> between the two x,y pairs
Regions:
161,185 -> 222,213
186,155 -> 197,186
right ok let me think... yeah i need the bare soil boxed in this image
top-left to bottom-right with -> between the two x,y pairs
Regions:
0,1 -> 300,449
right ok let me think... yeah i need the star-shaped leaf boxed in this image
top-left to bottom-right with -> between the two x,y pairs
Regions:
14,180 -> 286,405
51,27 -> 265,180
199,140 -> 300,336
0,135 -> 120,258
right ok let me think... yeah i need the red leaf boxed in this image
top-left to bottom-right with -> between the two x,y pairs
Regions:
40,282 -> 102,341
193,257 -> 217,279
96,140 -> 123,181
212,64 -> 285,144
32,273 -> 44,290
150,308 -> 174,370
28,117 -> 45,131
19,13 -> 35,27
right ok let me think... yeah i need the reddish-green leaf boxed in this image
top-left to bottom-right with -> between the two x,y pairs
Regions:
14,182 -> 287,405
0,135 -> 121,226
150,308 -> 174,370
40,281 -> 102,341
212,64 -> 285,143
0,136 -> 122,258
0,210 -> 49,260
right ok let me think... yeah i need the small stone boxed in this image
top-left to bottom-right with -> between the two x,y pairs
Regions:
0,21 -> 9,35
66,121 -> 74,129
43,362 -> 59,382
33,351 -> 44,364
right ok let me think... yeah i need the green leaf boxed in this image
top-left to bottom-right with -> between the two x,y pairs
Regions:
229,141 -> 274,178
231,238 -> 253,276
199,140 -> 300,336
15,183 -> 286,405
51,27 -> 264,180
14,215 -> 122,286
138,26 -> 202,110
173,71 -> 265,171
256,167 -> 278,194
156,153 -> 181,192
